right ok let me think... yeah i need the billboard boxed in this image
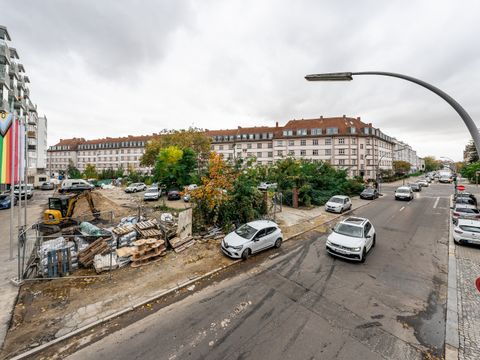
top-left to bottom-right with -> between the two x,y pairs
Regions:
0,111 -> 20,184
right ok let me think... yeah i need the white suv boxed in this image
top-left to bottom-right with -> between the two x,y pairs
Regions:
394,186 -> 413,201
221,220 -> 283,260
326,217 -> 376,263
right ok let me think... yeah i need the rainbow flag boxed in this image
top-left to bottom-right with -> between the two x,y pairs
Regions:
0,115 -> 19,184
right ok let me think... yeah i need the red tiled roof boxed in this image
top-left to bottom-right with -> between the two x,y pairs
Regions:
205,126 -> 276,137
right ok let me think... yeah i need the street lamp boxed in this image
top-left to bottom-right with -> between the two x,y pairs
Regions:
305,71 -> 480,156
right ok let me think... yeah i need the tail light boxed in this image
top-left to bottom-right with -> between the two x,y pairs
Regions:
454,229 -> 463,234
453,212 -> 460,216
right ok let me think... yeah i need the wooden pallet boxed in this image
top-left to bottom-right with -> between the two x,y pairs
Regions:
173,240 -> 195,253
112,225 -> 135,236
137,228 -> 163,238
135,219 -> 158,230
78,237 -> 111,267
130,253 -> 165,268
169,236 -> 193,249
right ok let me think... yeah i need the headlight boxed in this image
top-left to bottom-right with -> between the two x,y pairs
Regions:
352,247 -> 361,252
231,245 -> 243,250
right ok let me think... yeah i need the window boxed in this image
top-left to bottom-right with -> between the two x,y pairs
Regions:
283,130 -> 293,136
352,159 -> 357,165
366,149 -> 371,155
313,149 -> 318,156
338,159 -> 346,165
219,145 -> 224,150
257,152 -> 262,158
360,154 -> 364,160
257,143 -> 262,149
288,150 -> 295,156
366,139 -> 370,145
312,128 -> 322,135
297,129 -> 307,136
352,149 -> 357,155
247,143 -> 252,149
325,138 -> 332,145
276,141 -> 283,147
229,144 -> 234,150
277,150 -> 283,156
300,150 -> 306,156
338,138 -> 345,144
360,144 -> 364,149
352,138 -> 357,145
289,140 -> 295,146
349,127 -> 356,134
268,143 -> 273,149
313,139 -> 318,145
300,140 -> 306,146
268,152 -> 273,158
326,127 -> 338,135
325,149 -> 331,156
339,149 -> 345,155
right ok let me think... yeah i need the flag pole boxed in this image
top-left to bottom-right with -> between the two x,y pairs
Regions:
9,102 -> 15,260
23,115 -> 27,229
17,115 -> 22,240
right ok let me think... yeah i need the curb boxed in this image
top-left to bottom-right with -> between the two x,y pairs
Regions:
9,198 -> 375,359
445,195 -> 459,360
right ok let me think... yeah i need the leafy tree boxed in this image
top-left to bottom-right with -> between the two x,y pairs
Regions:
393,160 -> 411,175
461,162 -> 480,183
153,146 -> 197,189
464,140 -> 478,164
424,156 -> 441,172
115,166 -> 125,179
83,164 -> 98,179
127,164 -> 141,183
141,128 -> 211,167
67,160 -> 82,179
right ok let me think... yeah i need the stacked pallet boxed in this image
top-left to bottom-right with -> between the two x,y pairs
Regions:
112,224 -> 135,236
135,220 -> 162,238
78,237 -> 111,267
131,238 -> 166,268
168,236 -> 195,253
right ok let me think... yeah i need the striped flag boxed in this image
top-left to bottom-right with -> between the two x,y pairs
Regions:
0,112 -> 20,184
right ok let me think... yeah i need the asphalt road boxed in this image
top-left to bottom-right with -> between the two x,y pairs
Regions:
67,182 -> 453,360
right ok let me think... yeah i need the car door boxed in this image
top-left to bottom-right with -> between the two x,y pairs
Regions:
345,197 -> 351,210
251,229 -> 267,253
264,227 -> 277,247
364,222 -> 373,250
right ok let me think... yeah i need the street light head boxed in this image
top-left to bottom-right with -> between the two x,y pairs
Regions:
305,72 -> 353,81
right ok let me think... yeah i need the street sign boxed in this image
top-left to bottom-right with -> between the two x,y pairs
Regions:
457,185 -> 465,191
476,277 -> 480,293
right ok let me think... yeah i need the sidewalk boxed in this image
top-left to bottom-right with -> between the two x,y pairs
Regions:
0,196 -> 372,359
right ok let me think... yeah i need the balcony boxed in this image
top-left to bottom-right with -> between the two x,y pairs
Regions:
9,63 -> 19,79
24,87 -> 30,98
28,115 -> 37,125
14,97 -> 26,109
27,130 -> 36,138
8,86 -> 18,99
0,64 -> 9,85
0,41 -> 10,62
0,99 -> 9,112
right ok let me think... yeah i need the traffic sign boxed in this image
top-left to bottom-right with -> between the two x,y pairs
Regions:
457,185 -> 465,191
476,277 -> 480,293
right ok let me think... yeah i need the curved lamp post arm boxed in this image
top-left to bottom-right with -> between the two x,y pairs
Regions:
305,71 -> 480,156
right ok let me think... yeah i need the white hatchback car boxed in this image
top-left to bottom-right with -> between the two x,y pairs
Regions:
326,217 -> 376,263
221,220 -> 283,260
325,195 -> 352,213
394,186 -> 414,201
453,219 -> 480,245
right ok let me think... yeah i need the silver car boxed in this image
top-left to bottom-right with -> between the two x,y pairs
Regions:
452,204 -> 480,224
143,187 -> 161,201
221,220 -> 283,260
325,195 -> 352,213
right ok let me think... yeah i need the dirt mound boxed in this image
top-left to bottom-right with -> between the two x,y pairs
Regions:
75,191 -> 131,219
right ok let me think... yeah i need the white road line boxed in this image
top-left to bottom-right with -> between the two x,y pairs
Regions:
415,193 -> 420,199
399,206 -> 405,212
433,197 -> 440,209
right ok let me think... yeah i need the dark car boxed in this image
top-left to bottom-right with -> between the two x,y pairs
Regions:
360,188 -> 378,200
455,193 -> 477,206
0,194 -> 17,209
409,183 -> 421,192
167,190 -> 181,201
455,197 -> 476,206
40,182 -> 55,190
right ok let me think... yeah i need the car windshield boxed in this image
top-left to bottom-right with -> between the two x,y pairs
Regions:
363,189 -> 374,194
397,188 -> 409,193
235,224 -> 257,239
457,208 -> 480,214
146,189 -> 157,194
0,195 -> 8,200
329,197 -> 344,204
460,225 -> 480,233
334,223 -> 363,238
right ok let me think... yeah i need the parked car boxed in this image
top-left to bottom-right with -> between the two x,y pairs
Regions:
59,179 -> 94,193
360,188 -> 378,200
40,182 -> 55,190
125,183 -> 147,193
0,194 -> 17,209
394,186 -> 413,201
453,219 -> 480,245
221,220 -> 283,260
167,190 -> 181,200
452,204 -> 480,224
326,217 -> 376,263
455,197 -> 476,207
325,195 -> 352,213
455,193 -> 477,206
417,179 -> 429,187
143,187 -> 161,201
258,182 -> 277,191
408,183 -> 421,192
439,175 -> 452,183
183,194 -> 191,202
13,184 -> 34,199
187,184 -> 198,191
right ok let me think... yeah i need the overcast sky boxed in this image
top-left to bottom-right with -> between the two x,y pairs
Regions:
2,0 -> 479,160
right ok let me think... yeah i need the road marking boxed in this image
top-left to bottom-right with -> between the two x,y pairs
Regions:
399,206 -> 405,212
415,193 -> 420,199
433,197 -> 440,209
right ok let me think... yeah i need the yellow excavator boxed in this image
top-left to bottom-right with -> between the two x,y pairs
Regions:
41,190 -> 100,234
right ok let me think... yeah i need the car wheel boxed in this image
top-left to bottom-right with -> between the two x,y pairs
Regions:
274,238 -> 282,248
453,238 -> 460,245
241,248 -> 251,260
360,248 -> 367,263
372,234 -> 376,248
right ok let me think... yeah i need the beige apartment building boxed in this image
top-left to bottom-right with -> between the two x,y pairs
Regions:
207,116 -> 396,179
47,135 -> 153,175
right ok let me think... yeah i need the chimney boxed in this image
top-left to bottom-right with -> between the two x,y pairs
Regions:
368,123 -> 372,127
238,126 -> 242,129
275,121 -> 279,128
343,115 -> 346,119
320,116 -> 323,119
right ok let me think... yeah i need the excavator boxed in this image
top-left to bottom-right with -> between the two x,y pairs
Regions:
40,190 -> 101,235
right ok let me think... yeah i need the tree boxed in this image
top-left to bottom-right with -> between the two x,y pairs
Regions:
464,140 -> 478,164
153,146 -> 197,189
461,162 -> 480,183
141,128 -> 211,167
423,156 -> 441,172
67,160 -> 82,179
83,164 -> 98,179
393,160 -> 411,175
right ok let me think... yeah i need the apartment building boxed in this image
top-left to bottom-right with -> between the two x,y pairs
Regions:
47,135 -> 153,175
0,25 -> 46,183
393,139 -> 424,172
207,116 -> 396,179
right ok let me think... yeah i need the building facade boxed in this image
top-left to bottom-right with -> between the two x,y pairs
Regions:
206,116 -> 396,179
0,25 -> 46,184
393,139 -> 424,172
47,135 -> 153,175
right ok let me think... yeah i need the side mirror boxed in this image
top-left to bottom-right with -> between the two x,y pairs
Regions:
450,206 -> 454,210
366,235 -> 372,239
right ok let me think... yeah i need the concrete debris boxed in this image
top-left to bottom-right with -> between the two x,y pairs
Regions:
93,253 -> 118,273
